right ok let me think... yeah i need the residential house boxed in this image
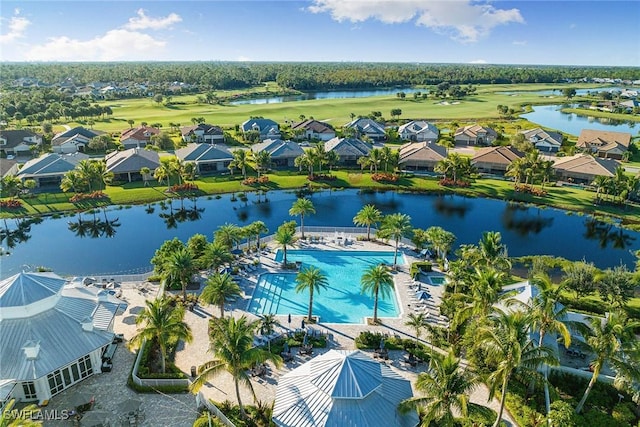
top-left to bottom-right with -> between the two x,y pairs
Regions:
251,139 -> 304,168
398,120 -> 439,143
175,143 -> 233,174
120,126 -> 160,149
291,119 -> 336,141
324,137 -> 372,166
552,153 -> 620,184
0,158 -> 17,178
15,152 -> 89,187
398,142 -> 447,171
521,128 -> 563,153
454,124 -> 497,146
105,147 -> 160,183
471,146 -> 525,175
0,272 -> 125,405
241,118 -> 280,141
576,129 -> 632,160
619,99 -> 640,112
344,118 -> 386,142
0,130 -> 42,157
52,127 -> 103,154
180,123 -> 224,144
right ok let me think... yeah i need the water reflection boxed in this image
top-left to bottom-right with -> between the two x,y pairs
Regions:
583,217 -> 636,249
501,203 -> 554,236
433,195 -> 471,218
68,209 -> 121,238
158,198 -> 205,229
1,217 -> 42,250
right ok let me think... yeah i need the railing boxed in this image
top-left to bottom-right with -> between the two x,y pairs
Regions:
550,365 -> 615,383
196,392 -> 236,427
130,339 -> 191,389
85,271 -> 154,284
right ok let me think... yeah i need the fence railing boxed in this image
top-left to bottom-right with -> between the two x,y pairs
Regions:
196,392 -> 236,427
130,339 -> 191,389
85,271 -> 154,284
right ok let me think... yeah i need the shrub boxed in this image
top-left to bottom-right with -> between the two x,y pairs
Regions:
439,178 -> 470,187
307,173 -> 336,181
166,183 -> 199,193
69,191 -> 108,203
514,184 -> 548,197
0,199 -> 22,209
549,400 -> 577,427
371,172 -> 399,183
611,403 -> 636,425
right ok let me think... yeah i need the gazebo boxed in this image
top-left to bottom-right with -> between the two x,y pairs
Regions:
272,350 -> 418,427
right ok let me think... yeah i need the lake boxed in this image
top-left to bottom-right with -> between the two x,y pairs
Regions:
229,87 -> 422,105
1,189 -> 637,278
522,104 -> 639,136
497,87 -> 624,96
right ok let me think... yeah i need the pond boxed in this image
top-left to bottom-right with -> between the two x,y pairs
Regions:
1,190 -> 637,278
522,104 -> 639,136
229,87 -> 422,105
497,87 -> 625,96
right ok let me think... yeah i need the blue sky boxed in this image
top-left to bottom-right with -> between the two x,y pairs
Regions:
1,1 -> 638,66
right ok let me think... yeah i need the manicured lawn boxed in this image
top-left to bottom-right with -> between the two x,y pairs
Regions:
67,83 -> 622,133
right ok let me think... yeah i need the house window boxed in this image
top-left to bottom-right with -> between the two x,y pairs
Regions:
22,382 -> 37,400
47,371 -> 64,396
78,354 -> 93,378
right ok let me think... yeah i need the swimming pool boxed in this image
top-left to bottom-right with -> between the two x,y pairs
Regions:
247,250 -> 402,324
426,275 -> 447,286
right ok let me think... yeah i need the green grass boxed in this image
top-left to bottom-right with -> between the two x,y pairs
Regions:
64,83 -> 626,133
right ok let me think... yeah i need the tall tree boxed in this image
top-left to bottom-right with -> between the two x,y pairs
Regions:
164,246 -> 197,302
425,226 -> 456,261
203,240 -> 234,271
274,221 -> 297,265
289,198 -> 315,239
214,223 -> 242,250
399,352 -> 480,427
295,265 -> 328,322
130,297 -> 193,374
562,260 -> 598,299
352,204 -> 382,241
200,272 -> 242,318
574,311 -> 640,414
253,150 -> 272,178
190,316 -> 282,419
405,312 -> 429,346
361,264 -> 394,324
230,149 -> 249,179
377,213 -> 413,267
477,310 -> 556,427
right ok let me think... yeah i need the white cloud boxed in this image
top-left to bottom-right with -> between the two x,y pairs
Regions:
309,0 -> 524,43
25,30 -> 166,61
469,59 -> 487,64
124,9 -> 182,30
512,40 -> 527,46
0,14 -> 31,44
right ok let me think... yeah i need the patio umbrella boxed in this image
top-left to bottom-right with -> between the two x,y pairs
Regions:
287,313 -> 292,326
415,291 -> 430,300
283,342 -> 290,353
117,398 -> 142,415
301,318 -> 305,329
302,332 -> 309,346
417,283 -> 422,291
80,410 -> 110,427
70,393 -> 94,409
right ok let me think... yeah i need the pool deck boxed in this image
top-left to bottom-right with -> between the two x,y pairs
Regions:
43,236 -> 516,427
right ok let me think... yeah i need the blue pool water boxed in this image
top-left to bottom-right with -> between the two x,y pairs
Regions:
427,276 -> 447,286
248,250 -> 402,323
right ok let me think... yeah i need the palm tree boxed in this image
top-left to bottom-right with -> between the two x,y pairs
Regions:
574,311 -> 640,414
361,264 -> 394,324
399,352 -> 480,427
130,297 -> 193,374
312,143 -> 328,173
377,213 -> 413,267
200,272 -> 242,318
253,150 -> 271,178
380,145 -> 395,172
60,170 -> 85,194
510,273 -> 572,412
203,240 -> 234,271
214,223 -> 242,250
289,198 -> 315,239
295,266 -> 328,322
592,175 -> 610,203
92,160 -> 113,190
0,399 -> 41,427
294,151 -> 314,177
140,166 -> 151,187
325,150 -> 340,172
190,316 -> 282,419
164,247 -> 197,302
76,159 -> 97,192
366,148 -> 383,173
477,310 -> 556,427
251,220 -> 268,251
506,157 -> 528,186
153,164 -> 171,189
274,221 -> 297,265
231,149 -> 249,179
425,226 -> 456,261
405,312 -> 429,346
455,268 -> 509,328
352,204 -> 382,241
477,231 -> 511,272
258,313 -> 281,351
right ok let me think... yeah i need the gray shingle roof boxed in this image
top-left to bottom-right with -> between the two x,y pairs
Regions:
241,118 -> 279,133
0,130 -> 42,149
175,143 -> 233,162
344,118 -> 385,136
51,127 -> 103,147
17,153 -> 89,177
324,137 -> 372,157
251,139 -> 304,159
105,147 -> 160,174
